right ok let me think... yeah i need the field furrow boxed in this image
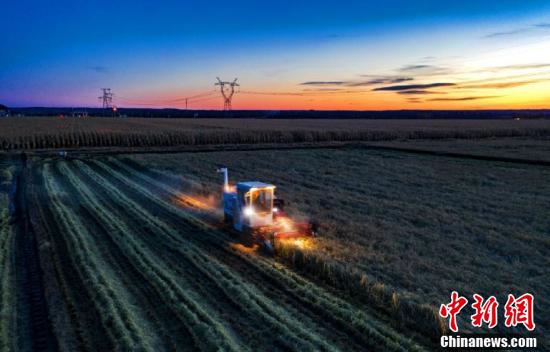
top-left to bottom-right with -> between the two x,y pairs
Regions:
70,159 -> 339,351
29,167 -> 104,351
0,197 -> 15,352
89,157 -> 424,351
46,163 -> 189,351
62,160 -> 328,350
41,163 -> 155,351
56,161 -> 245,352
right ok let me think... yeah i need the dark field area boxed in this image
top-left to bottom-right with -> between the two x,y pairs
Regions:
376,136 -> 550,163
126,147 -> 550,339
18,155 -> 429,351
1,117 -> 550,150
0,125 -> 548,350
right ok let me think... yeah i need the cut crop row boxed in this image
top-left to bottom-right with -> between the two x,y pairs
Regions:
121,151 -> 447,341
68,159 -> 341,351
56,160 -> 246,351
107,158 -> 440,342
41,164 -> 156,351
0,166 -> 16,352
44,163 -> 192,351
93,157 -> 425,351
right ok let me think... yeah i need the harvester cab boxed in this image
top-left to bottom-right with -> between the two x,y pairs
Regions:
217,167 -> 315,251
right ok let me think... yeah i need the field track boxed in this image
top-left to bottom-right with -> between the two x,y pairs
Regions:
13,163 -> 57,351
16,140 -> 550,169
25,156 -> 428,351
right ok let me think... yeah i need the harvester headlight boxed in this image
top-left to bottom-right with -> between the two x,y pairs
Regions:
243,206 -> 254,217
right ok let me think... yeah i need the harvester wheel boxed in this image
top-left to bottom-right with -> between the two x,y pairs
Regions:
262,240 -> 274,255
241,226 -> 254,247
224,213 -> 233,224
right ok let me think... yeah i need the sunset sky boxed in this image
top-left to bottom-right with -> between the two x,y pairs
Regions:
2,1 -> 550,110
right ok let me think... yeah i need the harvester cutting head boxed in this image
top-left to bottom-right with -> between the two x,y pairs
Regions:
217,167 -> 316,250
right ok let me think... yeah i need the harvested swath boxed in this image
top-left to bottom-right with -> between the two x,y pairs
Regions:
41,163 -> 157,351
56,161 -> 245,351
107,157 -> 443,343
43,163 -> 190,351
92,157 -> 424,351
64,161 -> 342,349
124,147 -> 550,339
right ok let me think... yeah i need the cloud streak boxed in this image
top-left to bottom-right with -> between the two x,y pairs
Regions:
490,63 -> 550,71
373,82 -> 455,91
300,76 -> 413,87
356,76 -> 413,85
484,29 -> 527,38
300,81 -> 345,86
89,65 -> 109,73
459,80 -> 544,89
428,96 -> 499,101
485,22 -> 550,38
398,65 -> 451,75
397,90 -> 442,95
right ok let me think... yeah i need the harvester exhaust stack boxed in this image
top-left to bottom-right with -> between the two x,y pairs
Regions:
217,167 -> 229,191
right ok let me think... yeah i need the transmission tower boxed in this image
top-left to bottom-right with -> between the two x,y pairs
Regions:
215,78 -> 239,110
98,88 -> 114,109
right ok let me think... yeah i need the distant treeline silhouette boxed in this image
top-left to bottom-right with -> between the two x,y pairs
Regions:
6,108 -> 550,119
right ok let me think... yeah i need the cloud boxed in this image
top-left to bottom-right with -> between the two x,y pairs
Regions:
398,64 -> 451,75
300,76 -> 413,87
484,29 -> 527,38
356,76 -> 413,85
300,81 -> 345,86
302,88 -> 344,92
316,33 -> 361,42
428,96 -> 499,101
89,65 -> 109,73
373,82 -> 455,91
491,63 -> 550,71
400,64 -> 432,71
485,22 -> 550,38
459,80 -> 543,89
397,90 -> 442,95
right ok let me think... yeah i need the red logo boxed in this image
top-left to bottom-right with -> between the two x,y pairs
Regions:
439,291 -> 469,332
471,294 -> 499,329
504,294 -> 535,331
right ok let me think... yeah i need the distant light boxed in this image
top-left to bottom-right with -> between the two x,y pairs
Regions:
273,207 -> 279,213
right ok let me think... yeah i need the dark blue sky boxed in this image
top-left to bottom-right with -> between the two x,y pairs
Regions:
2,1 -> 550,109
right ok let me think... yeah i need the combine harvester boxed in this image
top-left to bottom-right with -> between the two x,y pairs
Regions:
217,167 -> 317,252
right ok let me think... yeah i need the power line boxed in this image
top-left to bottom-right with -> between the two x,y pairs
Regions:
116,91 -> 217,105
185,96 -> 220,105
116,94 -> 220,108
